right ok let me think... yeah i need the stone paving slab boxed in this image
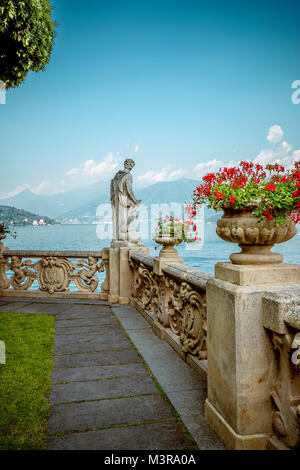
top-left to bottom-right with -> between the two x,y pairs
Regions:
57,304 -> 112,315
15,302 -> 73,315
0,301 -> 34,312
112,315 -> 152,330
54,331 -> 116,346
0,297 -> 109,306
52,363 -> 147,384
50,374 -> 159,404
48,394 -> 174,434
55,317 -> 113,328
55,322 -> 118,335
55,311 -> 109,320
47,421 -> 196,450
54,348 -> 140,369
54,334 -> 129,355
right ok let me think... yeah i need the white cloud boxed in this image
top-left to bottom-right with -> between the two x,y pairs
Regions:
281,141 -> 293,154
254,149 -> 277,166
31,180 -> 68,195
138,166 -> 186,185
293,150 -> 300,164
134,144 -> 140,153
0,184 -> 31,200
66,153 -> 121,180
254,125 -> 298,169
267,125 -> 284,144
194,159 -> 225,176
66,168 -> 79,177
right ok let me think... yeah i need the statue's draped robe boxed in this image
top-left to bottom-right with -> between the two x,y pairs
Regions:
110,170 -> 139,242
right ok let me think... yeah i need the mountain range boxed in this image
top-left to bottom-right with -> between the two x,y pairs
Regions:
0,178 -> 218,224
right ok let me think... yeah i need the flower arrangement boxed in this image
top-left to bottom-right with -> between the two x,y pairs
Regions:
0,224 -> 17,239
153,207 -> 201,250
192,161 -> 300,226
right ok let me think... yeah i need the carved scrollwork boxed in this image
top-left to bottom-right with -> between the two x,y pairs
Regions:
6,254 -> 105,294
73,257 -> 104,292
291,333 -> 300,372
167,277 -> 183,335
135,263 -> 159,312
155,276 -> 170,327
37,257 -> 73,293
167,279 -> 207,359
270,330 -> 300,449
130,258 -> 208,361
10,256 -> 36,290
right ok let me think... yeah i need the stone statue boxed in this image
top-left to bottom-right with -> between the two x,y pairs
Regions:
110,158 -> 142,246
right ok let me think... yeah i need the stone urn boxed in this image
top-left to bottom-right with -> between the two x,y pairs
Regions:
216,206 -> 297,265
155,236 -> 183,261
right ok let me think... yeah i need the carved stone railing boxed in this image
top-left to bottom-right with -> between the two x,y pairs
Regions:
129,251 -> 212,375
0,247 -> 109,300
263,289 -> 300,449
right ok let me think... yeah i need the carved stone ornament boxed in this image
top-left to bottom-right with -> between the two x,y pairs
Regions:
131,257 -> 207,360
270,330 -> 300,449
7,255 -> 105,294
216,207 -> 297,265
167,279 -> 207,359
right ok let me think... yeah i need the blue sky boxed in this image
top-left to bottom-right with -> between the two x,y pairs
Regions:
1,0 -> 300,197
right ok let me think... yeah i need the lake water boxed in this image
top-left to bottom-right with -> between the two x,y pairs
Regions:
5,223 -> 300,274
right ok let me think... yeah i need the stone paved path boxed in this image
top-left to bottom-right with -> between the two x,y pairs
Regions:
0,297 -> 225,450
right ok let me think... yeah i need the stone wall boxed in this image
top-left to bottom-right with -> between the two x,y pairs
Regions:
129,251 -> 211,378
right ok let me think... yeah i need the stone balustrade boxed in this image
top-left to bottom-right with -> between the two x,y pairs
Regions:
0,247 -> 109,300
129,251 -> 212,376
263,289 -> 300,449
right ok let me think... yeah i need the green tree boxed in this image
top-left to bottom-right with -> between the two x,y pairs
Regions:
0,0 -> 57,88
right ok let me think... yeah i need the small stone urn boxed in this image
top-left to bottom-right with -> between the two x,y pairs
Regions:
153,236 -> 184,275
216,206 -> 297,265
155,236 -> 183,261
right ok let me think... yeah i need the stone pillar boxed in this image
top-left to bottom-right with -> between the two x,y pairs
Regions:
108,248 -> 120,303
204,262 -> 300,450
107,245 -> 149,304
0,237 -> 10,290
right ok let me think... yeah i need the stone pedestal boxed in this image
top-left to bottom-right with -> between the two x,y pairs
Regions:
108,244 -> 149,304
153,240 -> 184,276
204,262 -> 300,450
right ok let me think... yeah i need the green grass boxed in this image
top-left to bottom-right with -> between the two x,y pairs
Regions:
0,312 -> 55,450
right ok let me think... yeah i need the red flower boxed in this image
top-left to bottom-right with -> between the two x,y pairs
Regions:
214,190 -> 225,200
291,213 -> 300,223
229,195 -> 236,204
263,209 -> 274,221
265,183 -> 277,192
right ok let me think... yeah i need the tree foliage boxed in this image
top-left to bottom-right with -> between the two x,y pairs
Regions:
0,0 -> 57,88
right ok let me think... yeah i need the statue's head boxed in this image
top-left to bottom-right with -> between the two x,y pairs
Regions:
124,158 -> 135,171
